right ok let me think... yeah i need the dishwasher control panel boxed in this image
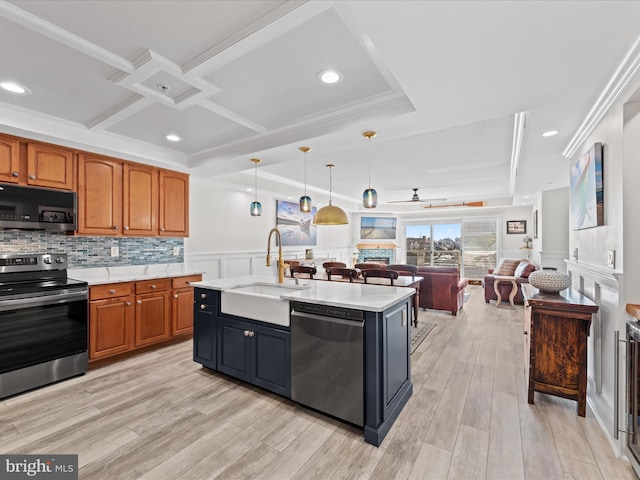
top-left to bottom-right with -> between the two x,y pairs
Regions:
290,301 -> 363,321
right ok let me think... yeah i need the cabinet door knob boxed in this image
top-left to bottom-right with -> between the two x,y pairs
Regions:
12,172 -> 19,177
150,284 -> 156,289
248,331 -> 255,337
186,281 -> 191,285
200,304 -> 206,310
244,330 -> 249,337
28,175 -> 36,180
160,228 -> 165,232
113,225 -> 119,230
136,300 -> 142,305
173,294 -> 178,298
124,226 -> 130,230
523,331 -> 528,335
126,302 -> 131,306
200,293 -> 207,299
109,289 -> 116,294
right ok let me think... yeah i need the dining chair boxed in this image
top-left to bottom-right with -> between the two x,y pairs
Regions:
323,261 -> 347,269
326,267 -> 357,282
361,269 -> 398,285
355,263 -> 385,271
386,264 -> 418,279
290,265 -> 317,279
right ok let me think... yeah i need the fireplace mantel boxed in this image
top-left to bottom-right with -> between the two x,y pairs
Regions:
356,243 -> 397,250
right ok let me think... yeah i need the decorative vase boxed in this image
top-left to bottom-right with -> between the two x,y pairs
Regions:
528,269 -> 571,293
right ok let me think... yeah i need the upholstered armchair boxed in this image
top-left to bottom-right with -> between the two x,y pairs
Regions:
483,259 -> 537,304
416,266 -> 468,315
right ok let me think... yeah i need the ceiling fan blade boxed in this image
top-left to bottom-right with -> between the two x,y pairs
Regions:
387,197 -> 447,203
386,188 -> 446,203
422,201 -> 485,209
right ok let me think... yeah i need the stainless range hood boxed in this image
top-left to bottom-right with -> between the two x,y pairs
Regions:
0,184 -> 77,231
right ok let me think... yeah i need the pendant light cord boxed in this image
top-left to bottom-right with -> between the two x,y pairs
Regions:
304,150 -> 307,197
254,161 -> 258,202
368,136 -> 372,189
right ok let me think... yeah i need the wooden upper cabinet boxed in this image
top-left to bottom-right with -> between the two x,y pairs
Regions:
123,162 -> 157,236
0,135 -> 20,184
77,153 -> 122,235
159,169 -> 189,237
27,143 -> 74,190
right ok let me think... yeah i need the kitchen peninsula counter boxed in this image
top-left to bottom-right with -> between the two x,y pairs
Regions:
192,274 -> 415,311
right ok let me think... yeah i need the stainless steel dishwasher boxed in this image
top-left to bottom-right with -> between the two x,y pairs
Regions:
290,301 -> 364,427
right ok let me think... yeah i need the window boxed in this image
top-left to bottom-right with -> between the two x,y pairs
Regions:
404,217 -> 498,279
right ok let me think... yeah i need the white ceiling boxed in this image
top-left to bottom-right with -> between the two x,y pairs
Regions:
1,0 -> 640,213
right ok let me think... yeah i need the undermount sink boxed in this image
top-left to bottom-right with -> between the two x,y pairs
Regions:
220,282 -> 307,327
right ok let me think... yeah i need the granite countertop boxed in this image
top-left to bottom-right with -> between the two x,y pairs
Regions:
192,275 -> 415,312
68,263 -> 204,285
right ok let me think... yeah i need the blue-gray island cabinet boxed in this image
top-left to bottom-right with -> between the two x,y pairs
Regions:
192,277 -> 414,447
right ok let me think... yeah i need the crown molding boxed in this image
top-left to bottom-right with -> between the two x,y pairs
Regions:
563,34 -> 640,159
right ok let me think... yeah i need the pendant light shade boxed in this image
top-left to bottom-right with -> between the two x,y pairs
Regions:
250,158 -> 262,216
313,164 -> 349,225
298,146 -> 312,213
362,131 -> 378,208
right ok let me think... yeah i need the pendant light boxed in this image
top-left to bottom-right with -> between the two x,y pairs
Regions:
299,146 -> 312,213
313,164 -> 349,225
249,158 -> 262,216
362,131 -> 378,208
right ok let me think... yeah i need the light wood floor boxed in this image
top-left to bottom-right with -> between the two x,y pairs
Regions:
1,286 -> 636,479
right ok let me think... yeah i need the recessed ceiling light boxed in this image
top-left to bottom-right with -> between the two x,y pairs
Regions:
0,81 -> 31,94
542,130 -> 558,137
164,133 -> 181,142
246,188 -> 253,192
318,69 -> 342,85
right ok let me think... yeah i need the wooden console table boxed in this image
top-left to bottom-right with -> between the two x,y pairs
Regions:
522,284 -> 599,416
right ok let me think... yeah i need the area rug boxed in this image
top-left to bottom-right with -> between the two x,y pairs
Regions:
411,322 -> 436,354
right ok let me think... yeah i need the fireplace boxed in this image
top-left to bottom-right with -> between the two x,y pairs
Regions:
356,243 -> 397,265
363,256 -> 389,265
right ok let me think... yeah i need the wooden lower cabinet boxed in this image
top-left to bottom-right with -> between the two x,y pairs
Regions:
88,274 -> 202,362
89,295 -> 134,359
522,284 -> 598,416
134,290 -> 170,347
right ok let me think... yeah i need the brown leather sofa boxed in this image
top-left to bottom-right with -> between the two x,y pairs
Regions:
483,259 -> 537,304
416,266 -> 468,315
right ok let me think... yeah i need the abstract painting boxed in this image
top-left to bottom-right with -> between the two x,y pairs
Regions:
570,142 -> 603,230
276,200 -> 317,246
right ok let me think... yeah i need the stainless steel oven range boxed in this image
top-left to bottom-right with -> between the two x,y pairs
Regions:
0,253 -> 88,399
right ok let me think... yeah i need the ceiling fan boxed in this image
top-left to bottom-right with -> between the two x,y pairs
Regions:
387,188 -> 446,204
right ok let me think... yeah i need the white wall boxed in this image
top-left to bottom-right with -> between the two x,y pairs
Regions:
185,179 -> 352,278
540,187 -> 570,272
564,75 -> 640,463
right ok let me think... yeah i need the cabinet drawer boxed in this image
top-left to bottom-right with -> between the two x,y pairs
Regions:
90,282 -> 133,300
172,274 -> 202,289
136,278 -> 170,294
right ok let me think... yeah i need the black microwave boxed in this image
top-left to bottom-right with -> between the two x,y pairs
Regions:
0,184 -> 76,231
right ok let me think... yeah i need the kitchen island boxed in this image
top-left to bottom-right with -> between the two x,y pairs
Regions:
192,275 -> 414,447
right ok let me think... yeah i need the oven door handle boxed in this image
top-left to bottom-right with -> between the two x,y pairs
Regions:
0,289 -> 88,312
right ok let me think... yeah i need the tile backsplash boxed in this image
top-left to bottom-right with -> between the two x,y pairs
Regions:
0,231 -> 184,268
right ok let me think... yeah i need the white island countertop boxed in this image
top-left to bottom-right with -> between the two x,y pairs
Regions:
68,263 -> 204,285
192,275 -> 415,312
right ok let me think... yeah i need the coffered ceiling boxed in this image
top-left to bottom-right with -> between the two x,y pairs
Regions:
1,1 -> 640,212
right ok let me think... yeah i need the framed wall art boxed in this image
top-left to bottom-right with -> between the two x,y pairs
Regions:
570,142 -> 604,230
506,220 -> 526,235
275,200 -> 317,246
360,217 -> 397,239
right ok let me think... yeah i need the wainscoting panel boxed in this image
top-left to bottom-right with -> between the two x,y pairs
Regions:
185,248 -> 352,281
566,260 -> 623,449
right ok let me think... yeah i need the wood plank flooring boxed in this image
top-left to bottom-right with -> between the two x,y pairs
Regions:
0,285 -> 636,479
